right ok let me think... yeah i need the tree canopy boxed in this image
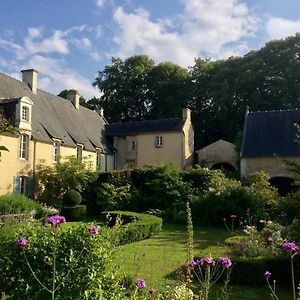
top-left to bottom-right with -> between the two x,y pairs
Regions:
91,34 -> 300,150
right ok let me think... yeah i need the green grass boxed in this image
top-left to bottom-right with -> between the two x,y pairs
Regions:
113,223 -> 291,299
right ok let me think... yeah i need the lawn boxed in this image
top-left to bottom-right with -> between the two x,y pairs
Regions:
113,223 -> 291,299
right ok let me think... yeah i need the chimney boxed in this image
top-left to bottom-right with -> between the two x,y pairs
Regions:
182,108 -> 191,120
67,90 -> 80,109
21,69 -> 38,94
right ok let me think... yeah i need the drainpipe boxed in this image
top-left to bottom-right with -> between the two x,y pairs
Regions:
32,139 -> 37,198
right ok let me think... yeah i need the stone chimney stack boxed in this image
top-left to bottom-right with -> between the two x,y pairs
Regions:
21,69 -> 38,94
182,108 -> 191,120
67,90 -> 80,109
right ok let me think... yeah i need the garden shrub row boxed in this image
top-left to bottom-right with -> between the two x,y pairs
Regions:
83,165 -> 281,226
101,211 -> 163,245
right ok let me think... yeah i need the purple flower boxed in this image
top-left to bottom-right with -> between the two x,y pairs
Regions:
264,271 -> 272,279
135,279 -> 146,289
16,238 -> 29,248
88,225 -> 99,235
47,215 -> 66,226
198,257 -> 215,266
281,242 -> 297,251
230,214 -> 237,219
149,288 -> 155,295
188,260 -> 197,267
220,257 -> 232,269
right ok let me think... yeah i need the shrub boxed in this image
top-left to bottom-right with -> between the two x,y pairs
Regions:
61,205 -> 86,221
0,222 -> 125,299
0,194 -> 44,218
63,189 -> 82,206
101,211 -> 163,245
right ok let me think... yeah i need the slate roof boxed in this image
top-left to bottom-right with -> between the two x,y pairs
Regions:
0,72 -> 112,153
105,118 -> 184,136
241,109 -> 300,157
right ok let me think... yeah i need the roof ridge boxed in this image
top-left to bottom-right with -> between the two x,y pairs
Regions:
249,108 -> 300,114
108,117 -> 182,126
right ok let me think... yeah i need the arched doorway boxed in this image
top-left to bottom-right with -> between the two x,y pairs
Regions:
210,162 -> 236,175
269,177 -> 295,196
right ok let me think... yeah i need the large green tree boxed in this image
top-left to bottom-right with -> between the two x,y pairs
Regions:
93,55 -> 155,122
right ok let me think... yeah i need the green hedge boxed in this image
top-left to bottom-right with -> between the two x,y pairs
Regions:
101,211 -> 163,245
230,255 -> 300,286
61,205 -> 86,221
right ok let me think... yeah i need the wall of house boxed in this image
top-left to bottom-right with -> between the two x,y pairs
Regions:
0,134 -> 113,195
240,156 -> 300,179
114,132 -> 185,170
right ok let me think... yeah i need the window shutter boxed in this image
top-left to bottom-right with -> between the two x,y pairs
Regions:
27,176 -> 34,198
13,176 -> 21,194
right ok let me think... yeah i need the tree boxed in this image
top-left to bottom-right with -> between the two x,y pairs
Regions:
146,61 -> 191,118
93,55 -> 155,122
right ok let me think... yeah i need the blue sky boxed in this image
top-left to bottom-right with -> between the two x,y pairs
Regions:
0,0 -> 300,99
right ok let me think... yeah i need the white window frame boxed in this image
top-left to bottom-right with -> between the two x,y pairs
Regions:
132,140 -> 136,150
53,142 -> 60,163
21,106 -> 29,122
155,136 -> 163,148
19,134 -> 29,160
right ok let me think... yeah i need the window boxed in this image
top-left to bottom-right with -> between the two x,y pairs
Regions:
19,134 -> 29,159
21,106 -> 30,121
96,150 -> 101,169
77,145 -> 83,161
155,136 -> 163,148
20,176 -> 28,194
53,142 -> 60,163
132,140 -> 136,150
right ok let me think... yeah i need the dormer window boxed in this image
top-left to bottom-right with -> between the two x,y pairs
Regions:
21,106 -> 30,122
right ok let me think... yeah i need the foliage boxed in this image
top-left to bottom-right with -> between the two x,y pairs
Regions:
0,194 -> 44,218
63,189 -> 82,206
101,211 -> 163,245
36,156 -> 95,207
0,222 -> 125,299
61,205 -> 86,221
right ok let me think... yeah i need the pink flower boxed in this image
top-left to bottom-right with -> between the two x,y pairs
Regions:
281,242 -> 297,251
198,257 -> 215,266
188,260 -> 197,267
16,238 -> 29,248
220,257 -> 232,269
264,271 -> 271,279
47,215 -> 66,226
230,214 -> 237,219
88,225 -> 99,235
135,279 -> 146,289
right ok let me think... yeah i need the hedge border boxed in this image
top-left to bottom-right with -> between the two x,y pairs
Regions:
100,211 -> 163,245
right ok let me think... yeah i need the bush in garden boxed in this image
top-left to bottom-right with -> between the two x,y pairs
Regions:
61,189 -> 86,221
0,194 -> 44,218
101,211 -> 163,245
0,218 -> 125,299
36,156 -> 96,208
62,189 -> 82,206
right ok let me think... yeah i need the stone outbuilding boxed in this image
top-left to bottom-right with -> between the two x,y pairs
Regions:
196,139 -> 238,173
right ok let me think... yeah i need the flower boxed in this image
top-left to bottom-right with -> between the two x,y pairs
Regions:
135,279 -> 146,289
281,242 -> 297,251
230,214 -> 237,219
16,238 -> 29,248
264,271 -> 272,279
149,288 -> 155,295
220,257 -> 232,269
198,257 -> 215,266
47,215 -> 66,226
88,225 -> 99,235
188,260 -> 197,267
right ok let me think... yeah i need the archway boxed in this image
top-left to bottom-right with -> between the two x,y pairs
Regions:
210,162 -> 236,175
269,177 -> 295,196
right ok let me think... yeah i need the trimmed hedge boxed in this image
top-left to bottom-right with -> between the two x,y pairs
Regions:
63,189 -> 82,206
230,255 -> 300,286
61,205 -> 86,221
101,211 -> 163,245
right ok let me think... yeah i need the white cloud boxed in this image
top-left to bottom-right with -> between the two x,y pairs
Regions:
24,27 -> 69,55
112,0 -> 259,66
95,0 -> 105,7
266,17 -> 300,40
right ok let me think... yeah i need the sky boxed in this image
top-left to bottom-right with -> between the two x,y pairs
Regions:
0,0 -> 300,99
